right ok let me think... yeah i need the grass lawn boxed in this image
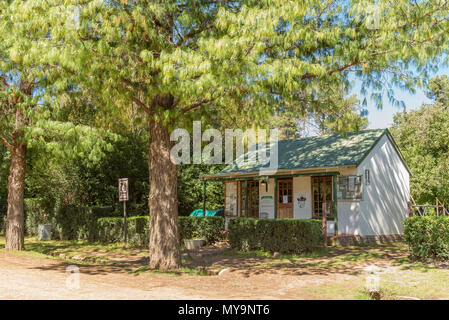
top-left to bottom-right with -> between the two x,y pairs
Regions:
0,236 -> 136,265
1,236 -> 448,299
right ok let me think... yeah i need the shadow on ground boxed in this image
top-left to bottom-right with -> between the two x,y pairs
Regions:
3,237 -> 445,278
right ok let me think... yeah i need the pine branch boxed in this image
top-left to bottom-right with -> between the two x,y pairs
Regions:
176,24 -> 214,47
0,75 -> 9,88
182,98 -> 213,113
0,135 -> 14,151
132,97 -> 152,115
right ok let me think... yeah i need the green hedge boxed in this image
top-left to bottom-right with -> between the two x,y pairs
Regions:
24,198 -> 114,241
403,216 -> 449,261
52,205 -> 115,241
96,216 -> 149,245
23,198 -> 225,245
96,216 -> 225,246
228,218 -> 322,254
178,216 -> 225,244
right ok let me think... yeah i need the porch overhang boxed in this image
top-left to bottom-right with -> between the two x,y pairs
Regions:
199,165 -> 353,180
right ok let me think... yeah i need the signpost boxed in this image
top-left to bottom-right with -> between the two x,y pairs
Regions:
119,178 -> 129,245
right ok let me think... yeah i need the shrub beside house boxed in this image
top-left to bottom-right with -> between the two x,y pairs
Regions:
404,216 -> 449,261
229,218 -> 322,254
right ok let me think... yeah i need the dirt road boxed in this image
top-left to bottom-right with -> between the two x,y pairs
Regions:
0,251 -> 346,300
4,244 -> 445,300
1,252 -> 209,299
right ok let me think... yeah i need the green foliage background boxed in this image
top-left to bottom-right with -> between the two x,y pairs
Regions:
25,133 -> 149,212
391,76 -> 449,206
178,163 -> 225,217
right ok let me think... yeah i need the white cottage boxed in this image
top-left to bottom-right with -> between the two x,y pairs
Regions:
201,129 -> 410,238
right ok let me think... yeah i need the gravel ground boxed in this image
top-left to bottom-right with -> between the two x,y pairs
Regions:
0,250 -> 338,300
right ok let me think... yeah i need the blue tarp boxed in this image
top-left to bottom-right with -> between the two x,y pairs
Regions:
189,208 -> 225,217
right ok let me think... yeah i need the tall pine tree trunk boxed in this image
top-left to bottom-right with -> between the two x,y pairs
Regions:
5,109 -> 27,251
148,118 -> 181,269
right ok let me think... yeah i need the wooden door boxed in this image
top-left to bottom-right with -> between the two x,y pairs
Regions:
278,178 -> 293,218
312,176 -> 334,219
248,181 -> 259,218
240,181 -> 259,217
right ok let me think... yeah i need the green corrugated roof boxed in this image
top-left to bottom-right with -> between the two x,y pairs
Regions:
214,129 -> 388,176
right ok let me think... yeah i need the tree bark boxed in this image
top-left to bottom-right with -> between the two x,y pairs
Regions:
5,142 -> 27,250
5,108 -> 27,251
148,118 -> 181,269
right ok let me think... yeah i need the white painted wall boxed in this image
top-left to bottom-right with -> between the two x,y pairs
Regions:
336,200 -> 361,235
293,176 -> 312,219
354,134 -> 409,235
259,178 -> 275,218
335,167 -> 361,235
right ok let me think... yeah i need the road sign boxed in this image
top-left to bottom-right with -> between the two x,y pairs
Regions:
118,178 -> 129,245
118,178 -> 128,202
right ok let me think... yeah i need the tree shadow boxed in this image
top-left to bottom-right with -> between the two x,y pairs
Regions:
181,242 -> 412,278
19,240 -> 427,280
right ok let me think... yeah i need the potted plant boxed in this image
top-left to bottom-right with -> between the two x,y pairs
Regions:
184,231 -> 206,250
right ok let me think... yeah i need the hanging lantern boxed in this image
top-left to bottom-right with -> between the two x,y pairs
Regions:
260,178 -> 268,192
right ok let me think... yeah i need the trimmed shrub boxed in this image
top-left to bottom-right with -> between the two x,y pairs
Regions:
178,216 -> 225,244
97,216 -> 149,245
228,218 -> 322,254
403,216 -> 449,261
24,199 -> 115,241
96,216 -> 225,246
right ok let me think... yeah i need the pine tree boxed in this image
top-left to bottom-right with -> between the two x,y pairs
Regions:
0,2 -> 118,249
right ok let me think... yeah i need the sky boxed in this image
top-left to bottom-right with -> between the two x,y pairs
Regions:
356,84 -> 430,129
351,66 -> 449,129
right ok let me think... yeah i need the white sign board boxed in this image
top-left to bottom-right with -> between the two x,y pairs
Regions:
119,178 -> 129,202
260,196 -> 274,208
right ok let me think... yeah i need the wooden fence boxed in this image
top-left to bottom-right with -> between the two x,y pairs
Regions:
408,197 -> 449,217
